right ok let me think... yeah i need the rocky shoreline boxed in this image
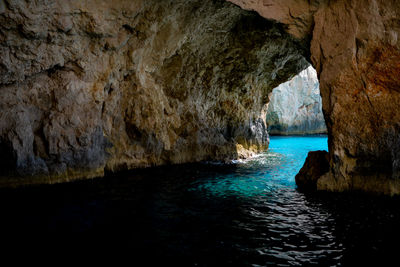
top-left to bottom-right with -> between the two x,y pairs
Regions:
1,0 -> 400,195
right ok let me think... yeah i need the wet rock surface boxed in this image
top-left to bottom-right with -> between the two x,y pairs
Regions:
266,66 -> 327,135
295,150 -> 329,191
0,0 -> 307,186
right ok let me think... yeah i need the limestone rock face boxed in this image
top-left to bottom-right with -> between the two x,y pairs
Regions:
295,150 -> 329,191
312,0 -> 400,195
266,66 -> 327,135
228,0 -> 325,40
0,0 -> 308,185
231,0 -> 400,195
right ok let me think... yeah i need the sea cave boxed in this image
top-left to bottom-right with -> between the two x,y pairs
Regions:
0,0 -> 400,265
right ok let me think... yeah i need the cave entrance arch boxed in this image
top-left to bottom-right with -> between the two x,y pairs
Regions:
265,66 -> 327,136
230,0 -> 400,195
1,0 -> 399,196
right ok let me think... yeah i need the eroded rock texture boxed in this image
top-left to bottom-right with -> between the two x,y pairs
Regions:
231,0 -> 400,195
0,0 -> 308,186
295,150 -> 329,191
312,0 -> 400,195
228,0 -> 324,41
266,66 -> 327,135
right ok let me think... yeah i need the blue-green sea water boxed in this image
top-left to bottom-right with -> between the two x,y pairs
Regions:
191,136 -> 328,198
1,135 -> 400,266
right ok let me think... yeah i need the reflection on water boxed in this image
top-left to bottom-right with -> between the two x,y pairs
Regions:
0,136 -> 400,266
191,136 -> 327,198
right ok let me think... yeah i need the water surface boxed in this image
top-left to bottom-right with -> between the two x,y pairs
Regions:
1,136 -> 399,266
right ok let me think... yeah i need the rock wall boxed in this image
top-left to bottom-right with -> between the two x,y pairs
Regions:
266,66 -> 327,135
312,0 -> 400,195
230,0 -> 400,195
3,0 -> 399,194
0,0 -> 308,186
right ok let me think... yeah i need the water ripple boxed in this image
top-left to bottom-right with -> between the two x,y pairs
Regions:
1,136 -> 400,266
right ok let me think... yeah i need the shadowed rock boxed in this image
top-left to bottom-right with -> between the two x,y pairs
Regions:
0,0 -> 307,186
295,150 -> 329,191
1,0 -> 400,194
231,0 -> 400,195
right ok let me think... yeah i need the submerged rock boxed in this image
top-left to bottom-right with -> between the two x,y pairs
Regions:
266,66 -> 327,135
295,150 -> 329,191
2,0 -> 400,195
0,0 -> 307,186
231,0 -> 400,195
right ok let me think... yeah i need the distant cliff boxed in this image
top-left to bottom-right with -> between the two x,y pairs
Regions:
266,66 -> 327,135
2,0 -> 400,195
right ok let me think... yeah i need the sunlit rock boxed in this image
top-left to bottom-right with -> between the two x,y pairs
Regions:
231,0 -> 400,195
266,66 -> 327,135
2,0 -> 400,195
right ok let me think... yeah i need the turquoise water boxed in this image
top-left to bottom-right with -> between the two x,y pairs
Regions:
190,136 -> 328,198
2,135 -> 400,265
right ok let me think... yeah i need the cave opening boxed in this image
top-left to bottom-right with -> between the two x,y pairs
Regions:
1,0 -> 400,264
266,65 -> 327,136
262,63 -> 329,191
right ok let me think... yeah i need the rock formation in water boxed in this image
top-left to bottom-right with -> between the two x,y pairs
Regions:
266,66 -> 327,135
0,0 -> 308,186
295,150 -> 329,191
1,0 -> 399,195
230,0 -> 400,195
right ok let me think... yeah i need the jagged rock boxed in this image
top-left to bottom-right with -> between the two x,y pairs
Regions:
295,150 -> 329,191
266,66 -> 327,135
0,0 -> 308,186
2,0 -> 399,195
230,0 -> 400,195
227,0 -> 324,41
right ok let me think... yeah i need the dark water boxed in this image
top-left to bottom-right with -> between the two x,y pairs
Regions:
1,136 -> 400,265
